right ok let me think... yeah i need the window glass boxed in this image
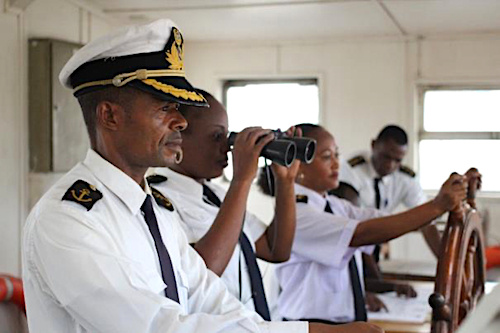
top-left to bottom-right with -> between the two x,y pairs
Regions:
226,82 -> 319,132
419,140 -> 500,192
424,90 -> 500,132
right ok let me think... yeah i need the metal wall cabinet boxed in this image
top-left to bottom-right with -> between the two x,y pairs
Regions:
29,38 -> 88,172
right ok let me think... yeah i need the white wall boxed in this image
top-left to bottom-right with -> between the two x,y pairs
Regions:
0,0 -> 112,276
184,34 -> 500,261
0,0 -> 27,279
0,0 -> 112,330
0,3 -> 27,331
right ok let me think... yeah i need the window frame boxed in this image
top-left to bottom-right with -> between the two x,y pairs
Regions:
417,84 -> 500,196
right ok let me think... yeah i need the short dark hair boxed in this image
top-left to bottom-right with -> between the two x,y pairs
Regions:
375,125 -> 408,145
294,123 -> 322,137
76,86 -> 139,142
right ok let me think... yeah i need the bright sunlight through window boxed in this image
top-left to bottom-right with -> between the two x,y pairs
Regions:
225,81 -> 319,132
419,89 -> 500,192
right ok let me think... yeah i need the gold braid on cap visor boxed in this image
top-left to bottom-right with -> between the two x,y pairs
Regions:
72,69 -> 205,102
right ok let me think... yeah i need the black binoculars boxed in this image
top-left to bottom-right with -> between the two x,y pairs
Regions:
227,130 -> 317,167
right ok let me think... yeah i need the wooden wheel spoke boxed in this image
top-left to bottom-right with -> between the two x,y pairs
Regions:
431,205 -> 485,333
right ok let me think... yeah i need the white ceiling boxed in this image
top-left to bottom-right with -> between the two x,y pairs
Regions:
84,0 -> 500,42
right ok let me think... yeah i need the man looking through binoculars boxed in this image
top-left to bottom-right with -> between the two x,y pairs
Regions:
149,89 -> 301,320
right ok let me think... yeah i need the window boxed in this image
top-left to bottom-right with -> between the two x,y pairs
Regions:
222,79 -> 320,179
224,79 -> 319,132
419,88 -> 500,193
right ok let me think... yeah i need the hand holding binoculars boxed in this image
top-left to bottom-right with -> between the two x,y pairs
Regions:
228,130 -> 316,167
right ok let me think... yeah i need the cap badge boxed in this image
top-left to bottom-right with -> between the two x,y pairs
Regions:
166,27 -> 184,71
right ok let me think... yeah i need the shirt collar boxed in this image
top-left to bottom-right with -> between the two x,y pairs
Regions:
83,149 -> 148,215
154,167 -> 204,199
294,183 -> 328,210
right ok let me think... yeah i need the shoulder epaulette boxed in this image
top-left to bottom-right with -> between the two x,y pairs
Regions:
399,165 -> 416,178
146,174 -> 168,185
348,155 -> 366,167
151,187 -> 175,211
296,194 -> 308,203
62,180 -> 102,211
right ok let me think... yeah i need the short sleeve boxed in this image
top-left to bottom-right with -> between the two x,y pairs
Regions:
292,203 -> 360,268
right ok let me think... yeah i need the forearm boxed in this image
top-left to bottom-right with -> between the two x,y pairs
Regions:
363,253 -> 383,279
365,279 -> 396,293
421,223 -> 441,258
351,200 -> 445,247
194,180 -> 252,276
257,178 -> 296,262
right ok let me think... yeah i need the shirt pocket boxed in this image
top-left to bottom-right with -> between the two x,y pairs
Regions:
129,269 -> 167,296
320,265 -> 345,292
176,270 -> 190,308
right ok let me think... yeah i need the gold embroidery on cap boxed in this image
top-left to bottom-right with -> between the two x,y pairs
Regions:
173,28 -> 182,45
166,28 -> 184,71
142,79 -> 206,102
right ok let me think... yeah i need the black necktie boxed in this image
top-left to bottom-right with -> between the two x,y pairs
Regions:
202,184 -> 271,321
324,200 -> 367,322
141,195 -> 180,303
373,178 -> 382,209
373,178 -> 382,262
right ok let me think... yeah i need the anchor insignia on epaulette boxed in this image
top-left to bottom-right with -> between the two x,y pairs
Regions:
62,180 -> 102,211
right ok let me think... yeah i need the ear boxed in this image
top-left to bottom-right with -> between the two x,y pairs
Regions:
296,163 -> 308,183
96,101 -> 124,131
371,139 -> 376,150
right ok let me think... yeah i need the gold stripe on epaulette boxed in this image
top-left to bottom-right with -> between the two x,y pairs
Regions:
348,155 -> 366,167
399,165 -> 416,178
296,194 -> 308,203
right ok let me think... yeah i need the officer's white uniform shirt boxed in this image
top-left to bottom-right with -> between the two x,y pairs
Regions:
22,149 -> 307,333
152,167 -> 267,312
276,183 -> 386,323
339,152 -> 428,212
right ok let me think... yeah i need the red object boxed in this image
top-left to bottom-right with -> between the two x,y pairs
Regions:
0,275 -> 25,314
485,246 -> 500,270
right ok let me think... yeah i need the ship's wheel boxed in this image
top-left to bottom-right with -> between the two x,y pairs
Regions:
429,171 -> 485,333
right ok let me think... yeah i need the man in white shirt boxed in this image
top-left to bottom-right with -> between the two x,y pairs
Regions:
22,19 -> 382,333
339,125 -> 441,258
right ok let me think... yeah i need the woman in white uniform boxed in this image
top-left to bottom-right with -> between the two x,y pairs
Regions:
258,124 -> 473,324
149,90 -> 300,321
